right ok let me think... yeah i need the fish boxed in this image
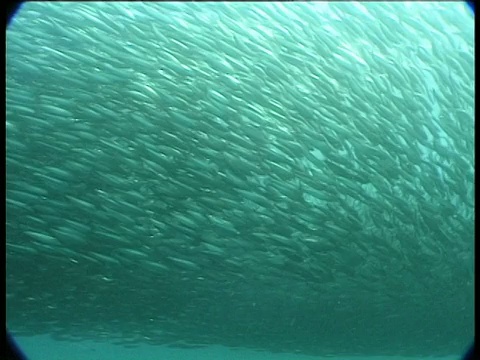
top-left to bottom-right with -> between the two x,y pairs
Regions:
6,1 -> 474,358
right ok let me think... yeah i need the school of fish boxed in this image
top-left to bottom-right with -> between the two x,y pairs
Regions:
6,2 -> 474,357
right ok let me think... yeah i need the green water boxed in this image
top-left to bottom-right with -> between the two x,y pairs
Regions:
6,2 -> 474,358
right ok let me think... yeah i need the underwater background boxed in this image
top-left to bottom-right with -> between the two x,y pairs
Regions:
6,2 -> 474,359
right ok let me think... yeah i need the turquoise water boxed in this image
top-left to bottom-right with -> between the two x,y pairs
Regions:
13,335 -> 464,360
6,2 -> 474,359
